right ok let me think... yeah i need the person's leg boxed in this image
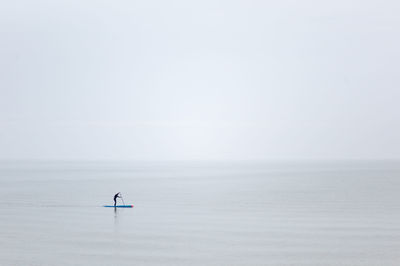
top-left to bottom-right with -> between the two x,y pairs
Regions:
114,198 -> 116,206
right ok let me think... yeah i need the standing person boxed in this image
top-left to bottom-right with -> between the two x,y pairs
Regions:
114,192 -> 121,206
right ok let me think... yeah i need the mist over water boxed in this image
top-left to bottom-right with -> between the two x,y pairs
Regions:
1,0 -> 400,161
1,160 -> 399,266
2,1 -> 400,265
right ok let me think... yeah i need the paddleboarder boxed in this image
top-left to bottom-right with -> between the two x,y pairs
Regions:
114,192 -> 121,206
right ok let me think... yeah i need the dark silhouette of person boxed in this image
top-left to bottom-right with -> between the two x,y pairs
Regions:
114,192 -> 121,206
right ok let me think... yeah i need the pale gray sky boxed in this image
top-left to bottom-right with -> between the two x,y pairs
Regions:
0,0 -> 399,160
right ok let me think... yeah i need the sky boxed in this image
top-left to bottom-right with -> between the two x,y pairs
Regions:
0,0 -> 399,161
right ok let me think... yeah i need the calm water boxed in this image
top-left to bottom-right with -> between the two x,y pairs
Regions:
0,160 -> 399,266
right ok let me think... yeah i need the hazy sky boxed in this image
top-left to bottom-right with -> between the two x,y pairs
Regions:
0,0 -> 399,160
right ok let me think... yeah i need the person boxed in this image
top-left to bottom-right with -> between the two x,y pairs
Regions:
114,192 -> 121,206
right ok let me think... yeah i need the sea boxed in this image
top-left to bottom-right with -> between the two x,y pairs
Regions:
0,160 -> 399,266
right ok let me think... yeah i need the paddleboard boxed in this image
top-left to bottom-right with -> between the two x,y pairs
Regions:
104,205 -> 133,208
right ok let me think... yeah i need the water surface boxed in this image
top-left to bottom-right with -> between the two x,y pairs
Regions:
0,160 -> 399,265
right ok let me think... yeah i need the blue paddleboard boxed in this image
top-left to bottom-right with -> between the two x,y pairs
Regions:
104,205 -> 134,208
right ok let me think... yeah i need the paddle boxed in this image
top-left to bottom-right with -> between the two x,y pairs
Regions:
120,193 -> 125,205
